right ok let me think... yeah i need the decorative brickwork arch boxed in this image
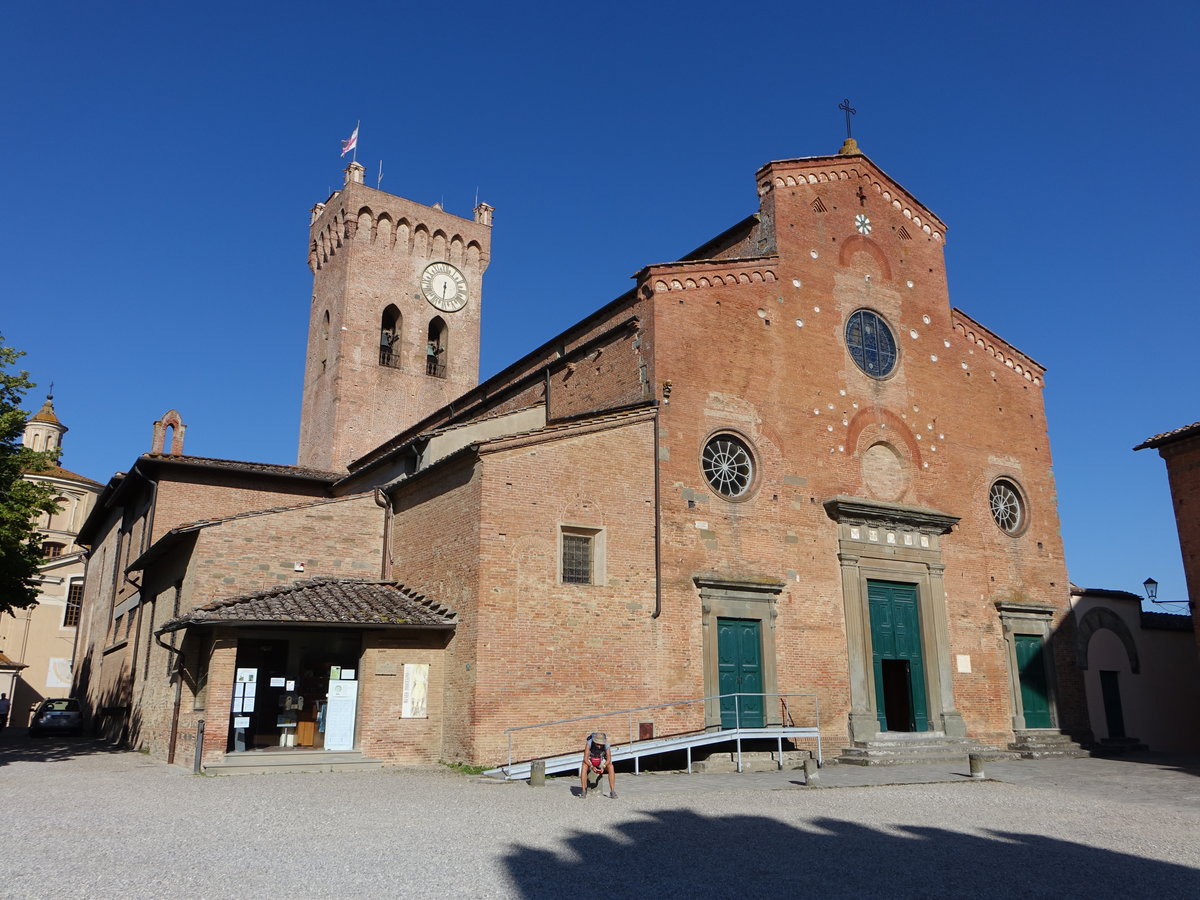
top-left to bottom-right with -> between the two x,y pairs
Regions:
846,408 -> 923,471
1076,607 -> 1141,673
838,234 -> 892,281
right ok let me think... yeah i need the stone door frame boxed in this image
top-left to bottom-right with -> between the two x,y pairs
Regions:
995,601 -> 1060,731
825,496 -> 965,743
694,575 -> 785,729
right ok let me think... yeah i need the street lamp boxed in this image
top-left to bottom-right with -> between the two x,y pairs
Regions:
1143,578 -> 1158,601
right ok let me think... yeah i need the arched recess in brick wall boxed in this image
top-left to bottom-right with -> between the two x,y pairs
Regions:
846,408 -> 922,471
1076,607 -> 1141,673
838,234 -> 892,281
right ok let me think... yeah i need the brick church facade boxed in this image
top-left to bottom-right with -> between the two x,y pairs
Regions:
72,142 -> 1086,769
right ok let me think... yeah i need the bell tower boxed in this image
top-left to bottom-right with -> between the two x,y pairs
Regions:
298,162 -> 493,471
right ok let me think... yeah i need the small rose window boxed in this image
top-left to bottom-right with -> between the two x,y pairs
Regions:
702,435 -> 754,498
989,479 -> 1025,534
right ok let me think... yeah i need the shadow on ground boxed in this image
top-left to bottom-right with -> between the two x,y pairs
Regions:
1087,750 -> 1200,778
503,808 -> 1200,898
0,732 -> 126,767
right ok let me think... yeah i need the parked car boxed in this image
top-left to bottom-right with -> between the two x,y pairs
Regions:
29,698 -> 83,737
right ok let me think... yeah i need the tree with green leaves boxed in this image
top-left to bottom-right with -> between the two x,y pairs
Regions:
0,334 -> 60,616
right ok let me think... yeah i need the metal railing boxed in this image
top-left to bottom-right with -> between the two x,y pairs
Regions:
501,692 -> 821,774
426,357 -> 446,378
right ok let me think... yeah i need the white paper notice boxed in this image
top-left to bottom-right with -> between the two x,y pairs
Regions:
285,680 -> 295,692
324,680 -> 358,751
341,669 -> 356,680
402,664 -> 430,719
243,697 -> 255,713
231,696 -> 243,714
270,677 -> 286,688
233,716 -> 251,729
236,668 -> 257,684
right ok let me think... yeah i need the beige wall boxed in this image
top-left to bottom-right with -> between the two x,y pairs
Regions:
1071,592 -> 1200,751
0,470 -> 100,728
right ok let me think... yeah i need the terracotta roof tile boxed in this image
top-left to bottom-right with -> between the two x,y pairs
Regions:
28,396 -> 61,426
143,453 -> 341,480
158,577 -> 456,632
28,465 -> 102,486
1135,421 -> 1200,450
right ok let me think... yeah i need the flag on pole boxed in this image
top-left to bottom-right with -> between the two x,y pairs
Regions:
341,123 -> 359,158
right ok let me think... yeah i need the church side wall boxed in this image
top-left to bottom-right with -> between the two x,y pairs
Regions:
387,456 -> 483,762
151,475 -> 329,545
181,494 -> 384,611
469,420 -> 659,765
73,508 -> 136,739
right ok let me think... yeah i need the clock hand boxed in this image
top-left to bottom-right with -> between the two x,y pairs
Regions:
442,281 -> 448,300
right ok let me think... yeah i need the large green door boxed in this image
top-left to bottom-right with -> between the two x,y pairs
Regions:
717,618 -> 764,728
1015,634 -> 1052,728
868,581 -> 929,732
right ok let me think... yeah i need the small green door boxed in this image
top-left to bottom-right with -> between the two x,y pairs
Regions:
717,618 -> 764,728
1015,634 -> 1052,729
1099,670 -> 1125,739
868,581 -> 929,732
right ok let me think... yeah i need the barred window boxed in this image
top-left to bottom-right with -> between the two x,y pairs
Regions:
561,533 -> 593,584
64,580 -> 83,628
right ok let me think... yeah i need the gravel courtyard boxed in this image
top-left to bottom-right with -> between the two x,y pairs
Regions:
2,738 -> 1198,899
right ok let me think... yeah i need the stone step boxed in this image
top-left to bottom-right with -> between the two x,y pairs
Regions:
1011,731 -> 1080,745
690,750 -> 812,773
837,733 -> 1010,766
1007,731 -> 1090,760
204,750 -> 384,776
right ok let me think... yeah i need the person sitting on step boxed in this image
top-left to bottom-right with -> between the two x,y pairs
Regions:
579,731 -> 617,799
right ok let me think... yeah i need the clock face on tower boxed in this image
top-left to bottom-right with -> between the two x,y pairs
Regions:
421,262 -> 468,312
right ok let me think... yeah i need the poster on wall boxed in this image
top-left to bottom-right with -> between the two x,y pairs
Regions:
324,679 -> 358,751
402,664 -> 430,719
236,668 -> 257,684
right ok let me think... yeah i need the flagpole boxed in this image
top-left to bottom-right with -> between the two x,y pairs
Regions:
352,120 -> 359,163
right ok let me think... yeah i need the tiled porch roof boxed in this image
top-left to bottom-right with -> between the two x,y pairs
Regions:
157,577 -> 456,633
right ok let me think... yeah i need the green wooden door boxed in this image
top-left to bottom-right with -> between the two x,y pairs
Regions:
868,581 -> 929,732
1099,670 -> 1125,739
717,618 -> 764,728
1015,634 -> 1052,729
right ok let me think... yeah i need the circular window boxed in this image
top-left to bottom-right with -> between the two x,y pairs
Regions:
702,434 -> 754,498
989,479 -> 1025,534
845,309 -> 898,378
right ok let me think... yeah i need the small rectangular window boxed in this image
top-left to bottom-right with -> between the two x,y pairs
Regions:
64,580 -> 83,628
561,533 -> 593,584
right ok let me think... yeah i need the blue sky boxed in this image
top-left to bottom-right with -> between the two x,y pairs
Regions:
2,1 -> 1196,607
